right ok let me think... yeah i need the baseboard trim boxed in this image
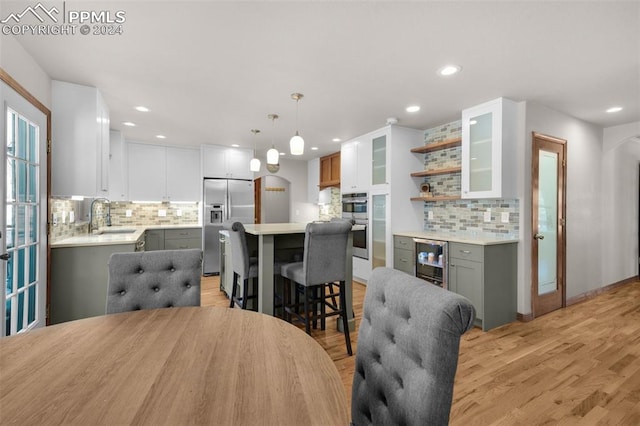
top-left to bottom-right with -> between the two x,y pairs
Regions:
566,275 -> 638,307
517,275 -> 639,321
517,312 -> 534,322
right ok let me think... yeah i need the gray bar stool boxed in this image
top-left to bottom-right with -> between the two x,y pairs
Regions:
280,220 -> 353,355
224,221 -> 285,314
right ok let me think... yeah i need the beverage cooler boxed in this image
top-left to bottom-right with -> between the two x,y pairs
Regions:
413,238 -> 448,289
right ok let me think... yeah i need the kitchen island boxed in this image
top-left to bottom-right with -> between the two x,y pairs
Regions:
244,223 -> 360,331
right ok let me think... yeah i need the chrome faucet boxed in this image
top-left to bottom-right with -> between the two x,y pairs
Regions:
89,197 -> 111,234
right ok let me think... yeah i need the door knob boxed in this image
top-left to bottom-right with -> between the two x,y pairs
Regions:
534,233 -> 545,240
0,253 -> 11,261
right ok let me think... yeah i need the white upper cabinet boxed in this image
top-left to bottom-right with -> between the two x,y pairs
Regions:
51,80 -> 110,197
166,146 -> 200,201
340,138 -> 372,192
371,132 -> 388,187
201,145 -> 253,180
108,130 -> 127,201
128,143 -> 166,201
461,97 -> 518,199
128,143 -> 200,202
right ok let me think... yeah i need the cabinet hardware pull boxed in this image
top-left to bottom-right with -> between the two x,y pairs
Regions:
461,250 -> 471,254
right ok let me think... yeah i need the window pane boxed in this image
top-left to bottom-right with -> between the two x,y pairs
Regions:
17,160 -> 27,202
17,291 -> 24,332
17,248 -> 25,289
28,123 -> 38,163
28,164 -> 38,202
6,158 -> 15,202
5,300 -> 11,337
17,206 -> 26,245
5,252 -> 14,294
29,245 -> 37,284
28,284 -> 36,324
6,204 -> 15,249
17,116 -> 27,160
7,111 -> 16,156
29,205 -> 38,243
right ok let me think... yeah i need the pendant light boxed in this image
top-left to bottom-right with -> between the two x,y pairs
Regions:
266,114 -> 280,173
289,93 -> 304,155
249,129 -> 261,172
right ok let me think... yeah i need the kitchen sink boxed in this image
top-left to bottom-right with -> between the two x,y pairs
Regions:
99,228 -> 137,234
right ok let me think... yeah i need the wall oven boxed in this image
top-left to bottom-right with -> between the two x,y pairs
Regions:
414,238 -> 448,289
342,193 -> 368,260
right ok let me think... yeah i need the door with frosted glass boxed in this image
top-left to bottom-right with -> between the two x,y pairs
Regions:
1,80 -> 48,336
532,132 -> 566,317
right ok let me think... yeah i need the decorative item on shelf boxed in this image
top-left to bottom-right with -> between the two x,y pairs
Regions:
250,129 -> 261,172
289,93 -> 304,155
266,114 -> 280,173
420,182 -> 433,198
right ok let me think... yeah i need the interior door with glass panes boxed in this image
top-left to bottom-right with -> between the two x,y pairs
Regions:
1,80 -> 48,336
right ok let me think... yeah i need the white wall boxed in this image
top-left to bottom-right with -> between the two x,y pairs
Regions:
0,36 -> 51,108
520,102 -> 605,313
255,158 -> 317,223
601,122 -> 640,284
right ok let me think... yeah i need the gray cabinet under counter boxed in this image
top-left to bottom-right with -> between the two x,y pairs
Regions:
145,227 -> 201,251
448,241 -> 517,331
393,235 -> 415,275
51,243 -> 136,324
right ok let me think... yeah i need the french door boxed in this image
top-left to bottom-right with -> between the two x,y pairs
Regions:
531,132 -> 566,317
1,78 -> 48,336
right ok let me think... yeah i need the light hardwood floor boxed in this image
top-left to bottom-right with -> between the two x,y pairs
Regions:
202,275 -> 640,424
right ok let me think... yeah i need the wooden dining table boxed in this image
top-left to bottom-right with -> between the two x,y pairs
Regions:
243,222 -> 358,331
0,307 -> 350,425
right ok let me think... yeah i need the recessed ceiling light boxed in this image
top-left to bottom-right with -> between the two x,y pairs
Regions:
231,144 -> 240,148
438,65 -> 462,76
406,105 -> 420,113
311,147 -> 318,150
122,121 -> 136,127
135,106 -> 149,112
156,135 -> 166,139
332,138 -> 342,142
606,106 -> 623,113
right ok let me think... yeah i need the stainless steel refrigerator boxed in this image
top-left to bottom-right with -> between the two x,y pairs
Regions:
202,178 -> 254,275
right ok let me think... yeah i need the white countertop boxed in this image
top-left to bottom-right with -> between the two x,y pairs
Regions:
51,224 -> 201,248
394,230 -> 519,246
244,222 -> 366,236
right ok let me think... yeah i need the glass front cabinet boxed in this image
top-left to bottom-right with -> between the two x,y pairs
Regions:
461,97 -> 518,199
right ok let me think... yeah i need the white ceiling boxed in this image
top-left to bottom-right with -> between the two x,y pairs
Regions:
7,1 -> 640,160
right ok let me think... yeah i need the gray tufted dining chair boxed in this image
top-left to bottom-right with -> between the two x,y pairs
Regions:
106,249 -> 202,314
351,267 -> 475,426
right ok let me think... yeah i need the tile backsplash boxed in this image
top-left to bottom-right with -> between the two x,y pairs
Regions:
50,197 -> 199,241
318,187 -> 342,220
421,120 -> 519,238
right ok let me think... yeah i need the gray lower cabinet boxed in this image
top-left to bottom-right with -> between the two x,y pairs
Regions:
51,243 -> 136,324
164,228 -> 201,250
145,230 -> 165,251
393,235 -> 415,275
145,228 -> 201,251
448,241 -> 517,331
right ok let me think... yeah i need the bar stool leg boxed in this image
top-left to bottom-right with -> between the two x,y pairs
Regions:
340,280 -> 353,356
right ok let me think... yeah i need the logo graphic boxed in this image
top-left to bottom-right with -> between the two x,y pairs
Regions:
1,2 -> 59,24
1,2 -> 126,36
